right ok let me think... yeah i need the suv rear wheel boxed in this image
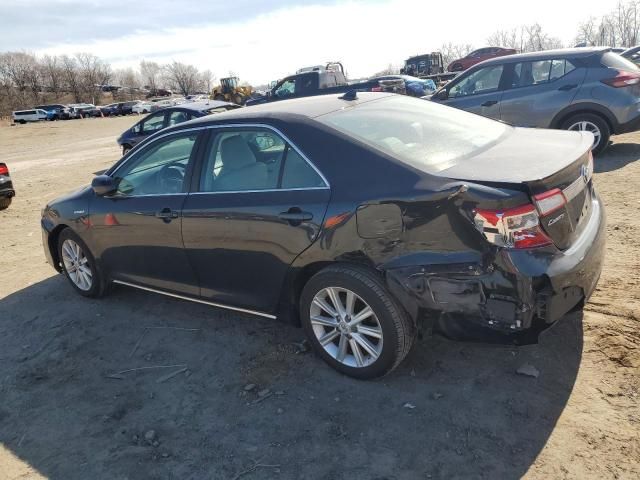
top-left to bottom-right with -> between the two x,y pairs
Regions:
300,265 -> 415,379
562,113 -> 610,155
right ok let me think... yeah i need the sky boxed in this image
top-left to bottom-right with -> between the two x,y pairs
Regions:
0,0 -> 619,85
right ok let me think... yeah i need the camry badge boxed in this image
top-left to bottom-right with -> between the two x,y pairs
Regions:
548,213 -> 565,227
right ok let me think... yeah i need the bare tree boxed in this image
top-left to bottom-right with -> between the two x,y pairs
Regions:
75,52 -> 110,104
41,55 -> 64,99
114,67 -> 140,99
163,61 -> 200,96
487,28 -> 522,50
487,23 -> 563,53
575,0 -> 640,47
439,43 -> 475,67
140,60 -> 161,94
60,55 -> 81,102
200,69 -> 215,94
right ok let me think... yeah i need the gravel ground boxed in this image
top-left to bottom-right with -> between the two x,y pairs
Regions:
0,117 -> 638,479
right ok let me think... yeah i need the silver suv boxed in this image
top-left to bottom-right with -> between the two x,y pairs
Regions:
430,47 -> 640,154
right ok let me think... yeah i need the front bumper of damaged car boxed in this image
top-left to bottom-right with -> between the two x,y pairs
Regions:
385,193 -> 606,337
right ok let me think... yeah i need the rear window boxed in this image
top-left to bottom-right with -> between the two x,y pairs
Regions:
317,96 -> 508,173
601,51 -> 639,71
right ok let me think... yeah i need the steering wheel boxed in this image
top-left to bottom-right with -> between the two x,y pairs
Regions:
158,164 -> 185,193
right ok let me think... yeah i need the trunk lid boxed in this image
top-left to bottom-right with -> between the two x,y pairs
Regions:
438,128 -> 594,250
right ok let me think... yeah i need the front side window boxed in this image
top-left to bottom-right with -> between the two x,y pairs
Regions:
275,79 -> 296,98
141,112 -> 166,134
199,128 -> 325,192
448,65 -> 504,97
113,133 -> 197,196
167,110 -> 191,126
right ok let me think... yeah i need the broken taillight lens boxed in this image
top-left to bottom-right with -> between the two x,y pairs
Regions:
474,204 -> 552,249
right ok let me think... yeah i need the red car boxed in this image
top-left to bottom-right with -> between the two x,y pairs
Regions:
447,47 -> 517,72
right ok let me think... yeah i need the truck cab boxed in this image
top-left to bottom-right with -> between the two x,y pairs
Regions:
248,63 -> 348,105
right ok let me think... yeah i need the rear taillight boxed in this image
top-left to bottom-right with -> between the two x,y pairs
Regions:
0,164 -> 9,176
371,86 -> 382,92
474,204 -> 552,249
602,70 -> 640,88
533,188 -> 567,215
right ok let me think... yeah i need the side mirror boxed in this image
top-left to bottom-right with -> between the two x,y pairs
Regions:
92,175 -> 116,196
434,89 -> 449,101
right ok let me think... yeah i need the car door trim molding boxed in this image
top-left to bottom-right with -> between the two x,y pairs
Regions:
112,279 -> 277,319
110,123 -> 331,188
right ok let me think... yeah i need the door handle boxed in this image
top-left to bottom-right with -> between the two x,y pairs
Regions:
481,100 -> 498,107
155,207 -> 178,223
279,208 -> 313,224
558,84 -> 578,91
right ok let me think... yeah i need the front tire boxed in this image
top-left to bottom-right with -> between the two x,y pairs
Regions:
58,229 -> 106,298
300,265 -> 415,379
562,113 -> 610,155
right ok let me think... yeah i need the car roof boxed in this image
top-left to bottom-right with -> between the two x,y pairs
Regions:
181,100 -> 236,111
187,92 -> 394,125
476,47 -> 610,66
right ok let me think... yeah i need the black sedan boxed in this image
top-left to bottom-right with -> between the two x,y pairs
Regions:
0,162 -> 15,210
41,93 -> 605,379
117,101 -> 240,155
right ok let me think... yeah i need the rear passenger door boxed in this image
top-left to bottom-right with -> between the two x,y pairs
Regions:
181,126 -> 331,314
499,59 -> 586,127
442,64 -> 506,120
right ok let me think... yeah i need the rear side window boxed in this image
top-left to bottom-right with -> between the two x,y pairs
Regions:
512,59 -> 576,87
601,51 -> 640,71
199,128 -> 326,192
317,95 -> 508,174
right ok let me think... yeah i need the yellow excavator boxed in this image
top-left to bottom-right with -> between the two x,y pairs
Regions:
212,77 -> 253,105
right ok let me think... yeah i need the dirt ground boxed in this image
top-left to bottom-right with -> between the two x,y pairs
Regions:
0,117 -> 638,480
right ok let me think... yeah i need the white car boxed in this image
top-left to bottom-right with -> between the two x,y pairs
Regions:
132,102 -> 154,114
12,109 -> 48,124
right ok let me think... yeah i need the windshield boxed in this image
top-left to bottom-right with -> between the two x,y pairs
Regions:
316,96 -> 508,173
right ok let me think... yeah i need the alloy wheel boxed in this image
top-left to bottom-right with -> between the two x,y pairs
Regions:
568,120 -> 601,149
310,287 -> 383,368
61,239 -> 93,291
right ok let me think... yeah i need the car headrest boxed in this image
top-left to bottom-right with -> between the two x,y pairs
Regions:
220,135 -> 257,170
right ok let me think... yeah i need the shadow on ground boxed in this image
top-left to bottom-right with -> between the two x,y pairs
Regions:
596,141 -> 640,173
0,276 -> 583,479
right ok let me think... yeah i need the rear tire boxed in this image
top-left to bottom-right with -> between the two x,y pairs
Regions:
561,113 -> 610,155
300,265 -> 415,379
57,229 -> 107,298
0,197 -> 11,210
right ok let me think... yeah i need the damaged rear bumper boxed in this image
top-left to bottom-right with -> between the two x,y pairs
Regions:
385,194 -> 606,337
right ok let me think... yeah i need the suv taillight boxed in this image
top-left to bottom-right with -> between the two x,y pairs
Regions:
473,204 -> 552,249
602,70 -> 640,88
0,164 -> 9,176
